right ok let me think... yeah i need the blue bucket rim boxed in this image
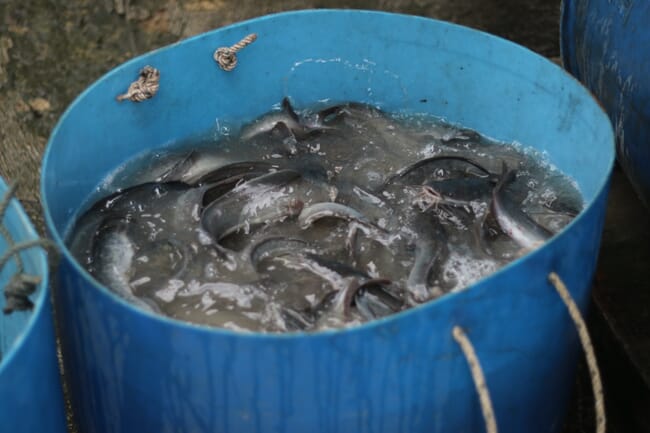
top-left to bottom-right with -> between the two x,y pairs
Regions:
0,176 -> 50,372
41,8 -> 615,340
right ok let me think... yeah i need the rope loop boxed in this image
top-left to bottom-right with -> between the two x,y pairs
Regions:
116,65 -> 160,102
214,33 -> 257,71
447,273 -> 604,433
548,272 -> 606,433
0,183 -> 58,314
0,182 -> 17,218
452,325 -> 498,433
3,273 -> 41,313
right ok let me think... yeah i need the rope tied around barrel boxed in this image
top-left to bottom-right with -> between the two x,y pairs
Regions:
0,183 -> 57,314
453,273 -> 605,433
0,183 -> 20,273
213,33 -> 257,71
116,65 -> 160,102
452,326 -> 498,433
548,272 -> 606,433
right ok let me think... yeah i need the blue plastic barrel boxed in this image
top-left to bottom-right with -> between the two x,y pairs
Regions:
562,0 -> 650,208
42,10 -> 614,433
0,177 -> 67,432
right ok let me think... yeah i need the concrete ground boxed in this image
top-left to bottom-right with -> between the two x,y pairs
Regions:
1,1 -> 648,432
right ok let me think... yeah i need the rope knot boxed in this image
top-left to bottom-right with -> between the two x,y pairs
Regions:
3,274 -> 40,314
1,182 -> 57,315
214,33 -> 257,71
116,65 -> 160,102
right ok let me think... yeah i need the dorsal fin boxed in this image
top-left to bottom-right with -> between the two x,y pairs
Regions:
281,97 -> 300,122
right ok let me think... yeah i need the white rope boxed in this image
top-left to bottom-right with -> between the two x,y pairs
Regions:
0,183 -> 23,274
213,33 -> 257,71
116,65 -> 160,102
452,325 -> 498,433
0,181 -> 17,219
548,272 -> 606,433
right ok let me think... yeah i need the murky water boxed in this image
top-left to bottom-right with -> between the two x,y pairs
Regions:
67,101 -> 583,333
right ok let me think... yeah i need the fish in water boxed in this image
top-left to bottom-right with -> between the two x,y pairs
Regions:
404,211 -> 449,302
67,99 -> 583,332
201,170 -> 305,244
298,202 -> 373,230
199,161 -> 279,206
157,150 -> 234,186
281,277 -> 399,331
249,236 -> 312,268
90,216 -> 160,312
240,97 -> 336,141
326,278 -> 394,321
383,155 -> 493,187
90,217 -> 136,294
419,177 -> 496,208
491,164 -> 553,250
354,279 -> 404,321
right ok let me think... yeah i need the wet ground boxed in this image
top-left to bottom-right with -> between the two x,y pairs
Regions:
1,1 -> 648,432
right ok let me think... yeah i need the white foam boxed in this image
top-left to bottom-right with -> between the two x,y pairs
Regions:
155,279 -> 184,303
442,252 -> 499,293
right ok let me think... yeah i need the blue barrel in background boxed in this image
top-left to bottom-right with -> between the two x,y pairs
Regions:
562,0 -> 650,209
0,177 -> 67,432
42,10 -> 614,433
